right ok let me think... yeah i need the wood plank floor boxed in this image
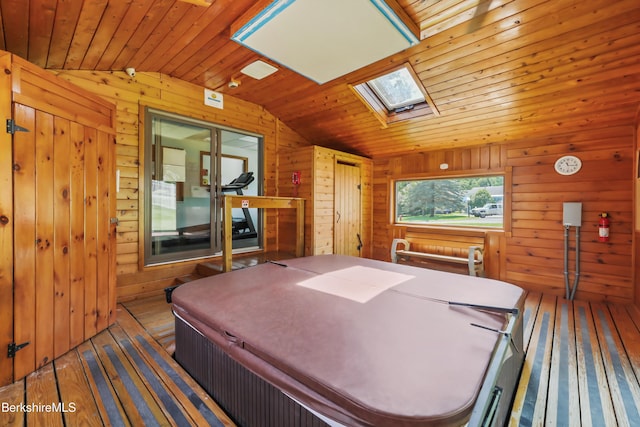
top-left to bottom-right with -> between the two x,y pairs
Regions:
0,304 -> 234,427
510,293 -> 640,426
2,290 -> 640,426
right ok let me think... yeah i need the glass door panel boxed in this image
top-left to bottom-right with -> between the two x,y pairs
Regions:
147,116 -> 217,262
220,130 -> 261,250
144,109 -> 263,265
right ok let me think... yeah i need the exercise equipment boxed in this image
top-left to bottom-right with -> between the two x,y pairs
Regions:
222,172 -> 257,239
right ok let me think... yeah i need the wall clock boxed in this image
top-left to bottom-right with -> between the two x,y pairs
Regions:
554,155 -> 582,175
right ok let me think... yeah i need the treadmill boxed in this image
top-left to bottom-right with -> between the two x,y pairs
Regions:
221,172 -> 257,239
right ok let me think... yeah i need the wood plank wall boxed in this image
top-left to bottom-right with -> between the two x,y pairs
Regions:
373,125 -> 635,303
52,70 -> 310,301
278,146 -> 319,255
46,69 -> 636,303
635,107 -> 640,306
278,146 -> 373,257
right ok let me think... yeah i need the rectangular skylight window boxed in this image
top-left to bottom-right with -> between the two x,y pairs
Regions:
367,67 -> 425,110
349,63 -> 439,127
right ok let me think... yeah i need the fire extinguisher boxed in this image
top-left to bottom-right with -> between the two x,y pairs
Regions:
598,212 -> 610,242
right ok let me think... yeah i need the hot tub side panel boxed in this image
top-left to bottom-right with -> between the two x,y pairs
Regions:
175,316 -> 330,427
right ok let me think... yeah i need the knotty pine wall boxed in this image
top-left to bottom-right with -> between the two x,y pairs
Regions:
44,70 -> 638,303
373,125 -> 635,303
636,107 -> 640,306
52,70 -> 310,301
278,145 -> 373,257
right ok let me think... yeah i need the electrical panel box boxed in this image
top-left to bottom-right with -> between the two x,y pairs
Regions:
563,202 -> 582,226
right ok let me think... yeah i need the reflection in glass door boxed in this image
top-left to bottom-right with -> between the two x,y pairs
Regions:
146,116 -> 216,263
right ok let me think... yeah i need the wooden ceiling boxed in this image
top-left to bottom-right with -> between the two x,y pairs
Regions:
1,0 -> 639,158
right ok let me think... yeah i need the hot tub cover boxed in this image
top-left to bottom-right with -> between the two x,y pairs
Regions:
172,255 -> 525,426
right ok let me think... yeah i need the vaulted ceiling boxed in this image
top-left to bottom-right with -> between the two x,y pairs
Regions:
2,0 -> 639,157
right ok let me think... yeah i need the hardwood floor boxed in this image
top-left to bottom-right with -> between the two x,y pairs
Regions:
510,294 -> 640,426
2,286 -> 640,426
120,294 -> 176,355
0,303 -> 234,427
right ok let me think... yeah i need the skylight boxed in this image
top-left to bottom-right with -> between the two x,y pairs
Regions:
350,63 -> 439,127
367,67 -> 425,111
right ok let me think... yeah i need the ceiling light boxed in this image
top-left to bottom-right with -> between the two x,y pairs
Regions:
240,60 -> 279,80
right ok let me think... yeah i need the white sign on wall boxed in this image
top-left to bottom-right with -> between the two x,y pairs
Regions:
204,89 -> 224,109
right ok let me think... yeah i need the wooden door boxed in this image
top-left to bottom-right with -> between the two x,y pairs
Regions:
334,162 -> 361,256
11,103 -> 116,380
0,52 -> 13,386
0,54 -> 116,384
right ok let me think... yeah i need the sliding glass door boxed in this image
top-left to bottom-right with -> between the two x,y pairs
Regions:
144,109 -> 262,265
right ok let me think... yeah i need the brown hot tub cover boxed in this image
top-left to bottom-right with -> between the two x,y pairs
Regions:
172,255 -> 525,426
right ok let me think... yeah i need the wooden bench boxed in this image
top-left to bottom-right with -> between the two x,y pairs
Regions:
390,229 -> 485,277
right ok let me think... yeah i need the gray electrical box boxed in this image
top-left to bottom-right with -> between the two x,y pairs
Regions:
563,202 -> 582,226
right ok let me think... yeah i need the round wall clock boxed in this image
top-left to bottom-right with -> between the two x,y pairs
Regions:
554,155 -> 582,175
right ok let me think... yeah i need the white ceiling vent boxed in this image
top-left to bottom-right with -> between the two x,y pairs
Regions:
240,60 -> 279,80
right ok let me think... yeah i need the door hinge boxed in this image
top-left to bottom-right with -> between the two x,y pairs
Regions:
8,341 -> 30,358
110,217 -> 120,226
6,119 -> 30,134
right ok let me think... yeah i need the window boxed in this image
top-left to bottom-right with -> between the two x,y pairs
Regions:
144,108 -> 263,265
367,67 -> 425,111
350,63 -> 438,127
395,176 -> 504,228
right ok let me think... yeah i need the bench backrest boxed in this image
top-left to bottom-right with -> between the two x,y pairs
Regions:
404,228 -> 485,259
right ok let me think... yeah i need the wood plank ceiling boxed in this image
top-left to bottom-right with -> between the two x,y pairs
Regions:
1,0 -> 639,158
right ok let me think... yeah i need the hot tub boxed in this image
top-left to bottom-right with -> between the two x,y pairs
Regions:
172,255 -> 525,427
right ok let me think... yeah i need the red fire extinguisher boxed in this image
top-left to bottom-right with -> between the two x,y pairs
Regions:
598,212 -> 610,242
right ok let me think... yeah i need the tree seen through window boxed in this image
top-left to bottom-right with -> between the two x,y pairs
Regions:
395,176 -> 503,228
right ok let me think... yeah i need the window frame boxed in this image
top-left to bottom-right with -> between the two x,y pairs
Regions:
350,63 -> 439,128
366,66 -> 426,111
391,171 -> 507,230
